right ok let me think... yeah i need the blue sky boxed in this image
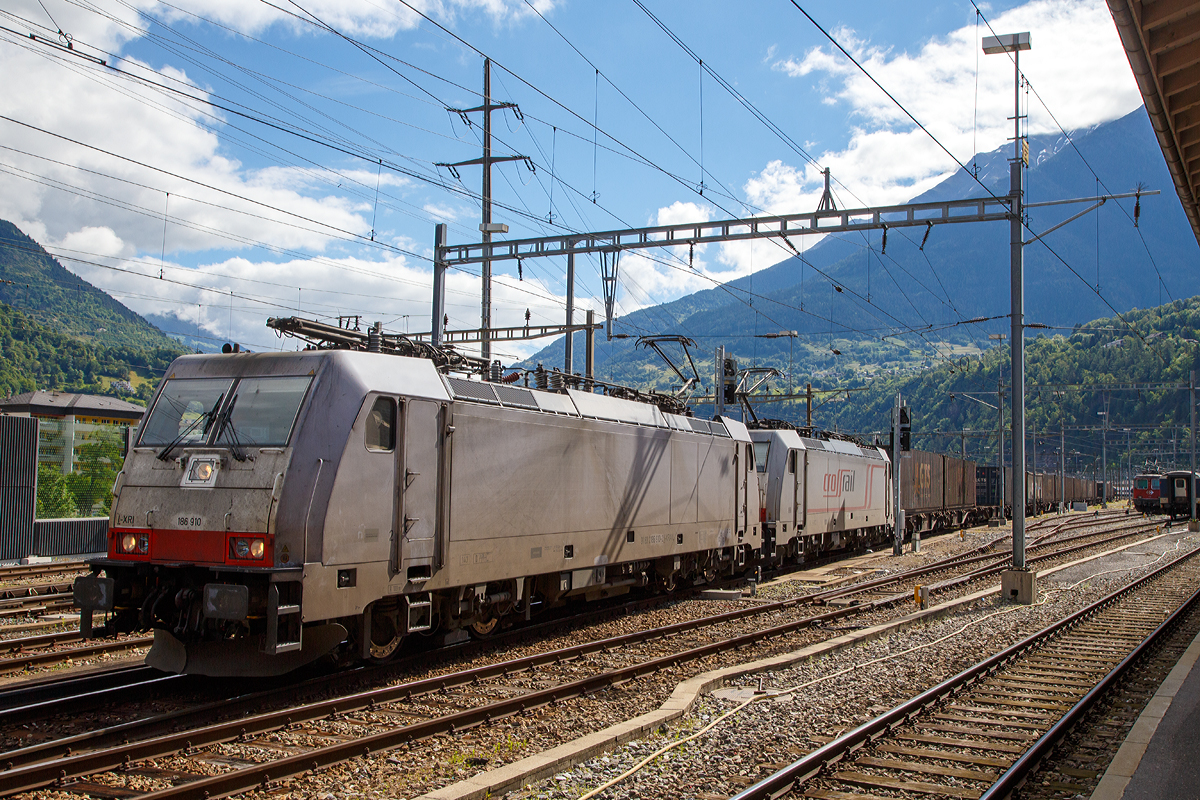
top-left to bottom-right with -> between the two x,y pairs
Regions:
0,0 -> 1142,357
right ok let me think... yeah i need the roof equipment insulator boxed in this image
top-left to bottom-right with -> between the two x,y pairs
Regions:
367,321 -> 382,353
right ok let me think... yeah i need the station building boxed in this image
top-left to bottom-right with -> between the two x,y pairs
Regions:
0,391 -> 144,475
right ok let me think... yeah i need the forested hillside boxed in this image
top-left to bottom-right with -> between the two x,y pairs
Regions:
816,298 -> 1200,467
0,304 -> 181,403
0,220 -> 185,352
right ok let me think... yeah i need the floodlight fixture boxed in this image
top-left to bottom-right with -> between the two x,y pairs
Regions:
982,32 -> 1031,54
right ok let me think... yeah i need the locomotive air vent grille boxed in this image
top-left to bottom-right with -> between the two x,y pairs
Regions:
800,437 -> 826,450
859,446 -> 882,459
492,385 -> 540,410
446,377 -> 501,405
688,418 -> 731,437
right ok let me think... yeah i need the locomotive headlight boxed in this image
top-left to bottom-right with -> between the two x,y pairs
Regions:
230,537 -> 266,560
187,458 -> 217,483
120,534 -> 148,554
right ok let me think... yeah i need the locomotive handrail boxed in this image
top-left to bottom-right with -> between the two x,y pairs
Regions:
302,458 -> 324,564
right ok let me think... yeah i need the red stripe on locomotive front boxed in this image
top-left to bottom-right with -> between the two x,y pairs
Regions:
108,527 -> 274,566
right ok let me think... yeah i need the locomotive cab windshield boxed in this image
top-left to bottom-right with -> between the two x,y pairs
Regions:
141,375 -> 312,451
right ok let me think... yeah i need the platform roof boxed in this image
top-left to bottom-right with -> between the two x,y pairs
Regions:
1109,0 -> 1200,247
0,391 -> 145,422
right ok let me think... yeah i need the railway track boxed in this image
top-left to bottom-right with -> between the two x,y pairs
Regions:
0,631 -> 153,676
0,513 -> 1143,690
814,515 -> 1169,608
731,533 -> 1200,800
0,515 -> 1165,800
0,581 -> 73,602
0,561 -> 87,583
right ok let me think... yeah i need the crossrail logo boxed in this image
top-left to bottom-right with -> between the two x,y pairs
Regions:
823,469 -> 856,498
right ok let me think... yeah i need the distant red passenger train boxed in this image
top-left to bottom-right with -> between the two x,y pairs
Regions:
1132,471 -> 1164,514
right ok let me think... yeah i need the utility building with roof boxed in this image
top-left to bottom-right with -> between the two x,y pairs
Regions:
0,391 -> 144,475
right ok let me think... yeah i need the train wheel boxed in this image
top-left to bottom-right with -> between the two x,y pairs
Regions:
368,613 -> 403,662
469,614 -> 500,638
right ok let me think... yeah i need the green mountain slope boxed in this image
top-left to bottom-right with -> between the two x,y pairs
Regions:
815,298 -> 1200,471
0,220 -> 187,352
0,303 -> 180,403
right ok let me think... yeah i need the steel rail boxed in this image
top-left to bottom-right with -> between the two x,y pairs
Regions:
0,665 -> 164,715
0,591 -> 71,610
819,518 -> 1163,605
0,629 -> 85,655
918,520 -> 1165,601
729,541 -> 1200,800
980,583 -> 1200,799
0,599 -> 75,620
0,581 -> 73,601
0,562 -> 86,581
3,519 -> 1154,782
3,582 -> 919,795
0,635 -> 152,676
0,585 -> 740,768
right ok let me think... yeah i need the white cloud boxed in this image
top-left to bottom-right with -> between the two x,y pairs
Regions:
152,0 -> 556,39
585,0 -> 1143,318
760,0 -> 1141,214
423,203 -> 463,222
59,226 -> 131,259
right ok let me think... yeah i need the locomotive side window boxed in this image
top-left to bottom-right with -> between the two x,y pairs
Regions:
139,378 -> 232,446
1136,479 -> 1148,490
215,376 -> 312,447
753,442 -> 770,473
364,397 -> 396,452
1152,478 -> 1160,489
788,450 -> 797,474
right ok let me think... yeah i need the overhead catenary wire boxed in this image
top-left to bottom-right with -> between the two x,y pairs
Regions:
9,5 -> 960,359
786,1 -> 1167,366
967,0 -> 1176,307
5,1 -> 1089,374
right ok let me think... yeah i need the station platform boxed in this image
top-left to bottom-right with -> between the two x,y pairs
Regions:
1091,624 -> 1200,799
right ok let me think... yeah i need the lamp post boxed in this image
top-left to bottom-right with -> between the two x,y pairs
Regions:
1098,408 -> 1109,506
984,30 -> 1034,603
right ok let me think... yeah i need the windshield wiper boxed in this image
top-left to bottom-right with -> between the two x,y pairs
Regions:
157,392 -> 225,462
213,395 -> 248,462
